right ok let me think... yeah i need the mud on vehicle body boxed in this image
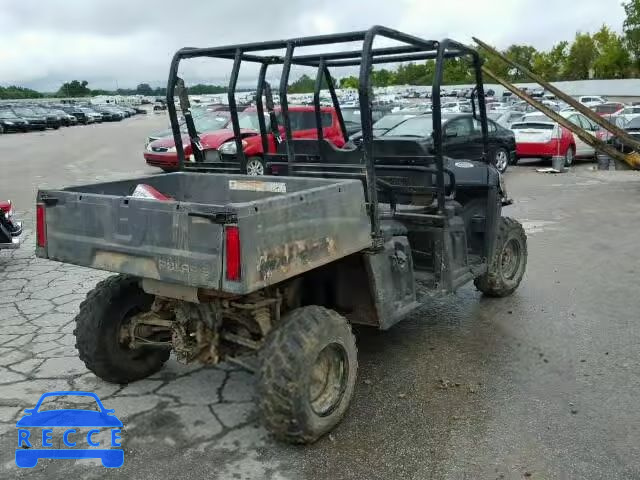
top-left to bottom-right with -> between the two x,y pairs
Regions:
36,26 -> 527,444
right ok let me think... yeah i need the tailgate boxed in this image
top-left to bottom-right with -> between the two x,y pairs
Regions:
512,122 -> 555,143
37,191 -> 226,289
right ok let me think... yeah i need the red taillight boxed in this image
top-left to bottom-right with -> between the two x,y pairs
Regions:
0,200 -> 12,215
36,203 -> 46,248
225,225 -> 240,281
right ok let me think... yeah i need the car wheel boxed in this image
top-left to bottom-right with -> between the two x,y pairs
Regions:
475,217 -> 527,297
74,275 -> 170,384
258,306 -> 358,444
493,147 -> 509,173
564,146 -> 575,167
244,156 -> 265,176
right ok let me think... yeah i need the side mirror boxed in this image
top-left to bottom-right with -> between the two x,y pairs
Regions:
445,130 -> 457,138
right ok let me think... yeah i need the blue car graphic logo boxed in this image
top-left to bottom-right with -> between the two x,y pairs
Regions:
15,391 -> 123,468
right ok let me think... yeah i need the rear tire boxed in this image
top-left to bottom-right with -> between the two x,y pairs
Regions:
74,275 -> 169,384
474,217 -> 527,297
564,146 -> 575,167
258,306 -> 358,444
492,147 -> 509,173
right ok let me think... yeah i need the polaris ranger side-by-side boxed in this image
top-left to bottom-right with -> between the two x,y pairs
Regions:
36,27 -> 527,444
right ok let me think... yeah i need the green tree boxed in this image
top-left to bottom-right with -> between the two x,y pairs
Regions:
531,41 -> 568,80
339,76 -> 359,89
57,80 -> 91,97
504,45 -> 538,81
623,0 -> 640,71
0,85 -> 43,99
136,83 -> 153,96
288,74 -> 318,93
592,25 -> 632,78
565,33 -> 597,80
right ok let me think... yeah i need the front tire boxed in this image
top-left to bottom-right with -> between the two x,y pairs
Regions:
258,306 -> 358,444
74,275 -> 169,384
243,156 -> 265,176
474,217 -> 527,297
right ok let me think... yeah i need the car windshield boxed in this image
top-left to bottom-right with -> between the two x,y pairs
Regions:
384,115 -> 435,137
627,116 -> 640,129
374,114 -> 414,129
30,107 -> 48,114
225,112 -> 269,131
341,109 -> 361,124
523,114 -> 552,123
194,113 -> 230,133
13,108 -> 36,116
0,110 -> 19,118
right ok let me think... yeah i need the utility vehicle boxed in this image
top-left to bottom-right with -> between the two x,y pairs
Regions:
36,27 -> 527,444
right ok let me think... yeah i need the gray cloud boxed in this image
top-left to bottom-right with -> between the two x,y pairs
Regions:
0,0 -> 627,91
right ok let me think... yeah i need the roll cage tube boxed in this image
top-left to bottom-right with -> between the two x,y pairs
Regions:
165,26 -> 490,241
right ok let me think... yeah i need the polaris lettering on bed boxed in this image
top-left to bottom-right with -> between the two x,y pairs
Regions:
158,257 -> 212,281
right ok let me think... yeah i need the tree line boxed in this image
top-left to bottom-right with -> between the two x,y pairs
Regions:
3,0 -> 639,99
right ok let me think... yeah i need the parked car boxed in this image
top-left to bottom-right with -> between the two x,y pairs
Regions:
614,105 -> 640,123
578,96 -> 606,108
592,102 -> 624,116
90,105 -> 123,121
340,107 -> 387,136
79,107 -> 103,123
153,100 -> 167,111
0,109 -> 30,132
58,105 -> 91,124
9,106 -> 47,130
380,113 -> 516,173
488,110 -> 525,129
511,111 -> 598,166
441,101 -> 472,113
609,116 -> 640,154
46,108 -> 78,126
144,106 -> 346,174
26,106 -> 62,129
597,115 -> 627,143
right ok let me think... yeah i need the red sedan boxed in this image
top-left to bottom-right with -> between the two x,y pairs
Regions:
511,113 -> 576,166
144,106 -> 345,175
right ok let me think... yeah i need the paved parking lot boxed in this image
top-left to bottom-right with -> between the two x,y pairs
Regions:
1,116 -> 640,479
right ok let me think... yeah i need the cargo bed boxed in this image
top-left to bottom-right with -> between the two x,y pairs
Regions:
37,173 -> 372,294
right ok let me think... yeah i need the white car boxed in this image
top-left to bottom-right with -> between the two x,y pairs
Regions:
578,96 -> 606,108
614,105 -> 640,123
441,101 -> 471,113
560,110 -> 599,157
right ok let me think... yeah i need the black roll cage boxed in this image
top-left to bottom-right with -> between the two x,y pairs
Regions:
166,25 -> 489,240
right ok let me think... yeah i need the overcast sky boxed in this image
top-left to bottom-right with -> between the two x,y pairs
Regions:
0,0 -> 627,91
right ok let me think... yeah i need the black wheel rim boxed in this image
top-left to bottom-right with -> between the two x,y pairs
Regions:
500,238 -> 522,280
309,343 -> 348,417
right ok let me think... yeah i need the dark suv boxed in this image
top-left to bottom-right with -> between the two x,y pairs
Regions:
10,106 -> 47,130
59,105 -> 90,124
27,106 -> 61,129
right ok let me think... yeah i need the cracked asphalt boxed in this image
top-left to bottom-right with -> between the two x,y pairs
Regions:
1,114 -> 640,479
